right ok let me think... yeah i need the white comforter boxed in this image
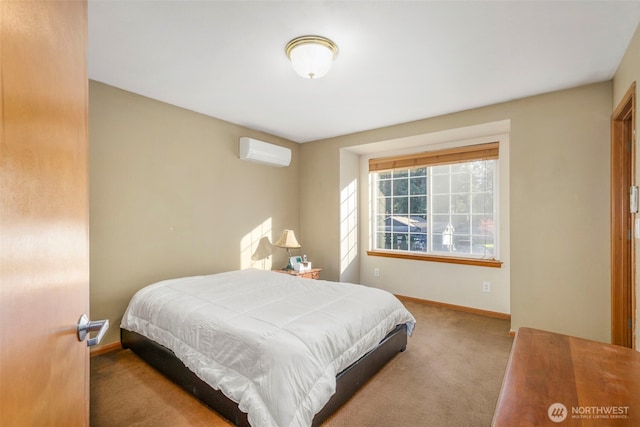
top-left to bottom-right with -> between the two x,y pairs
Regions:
121,268 -> 415,427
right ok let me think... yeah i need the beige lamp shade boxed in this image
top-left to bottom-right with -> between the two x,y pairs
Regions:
275,229 -> 301,249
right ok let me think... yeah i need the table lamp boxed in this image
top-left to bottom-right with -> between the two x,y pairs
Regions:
275,229 -> 301,270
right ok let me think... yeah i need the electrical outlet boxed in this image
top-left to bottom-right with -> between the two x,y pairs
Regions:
374,268 -> 380,277
482,281 -> 491,293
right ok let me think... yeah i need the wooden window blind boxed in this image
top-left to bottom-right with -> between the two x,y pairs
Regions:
368,142 -> 499,172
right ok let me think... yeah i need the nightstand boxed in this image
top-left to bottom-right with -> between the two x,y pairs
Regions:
273,268 -> 322,280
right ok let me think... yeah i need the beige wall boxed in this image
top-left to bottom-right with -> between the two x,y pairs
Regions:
300,82 -> 612,342
338,149 -> 361,284
613,23 -> 640,348
89,81 -> 300,346
91,73 -> 616,346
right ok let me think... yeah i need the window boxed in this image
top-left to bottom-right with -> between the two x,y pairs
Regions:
369,142 -> 500,266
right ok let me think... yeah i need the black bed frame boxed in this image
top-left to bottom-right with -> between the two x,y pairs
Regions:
121,324 -> 408,426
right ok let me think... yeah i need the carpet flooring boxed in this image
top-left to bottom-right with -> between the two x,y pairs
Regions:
91,301 -> 513,426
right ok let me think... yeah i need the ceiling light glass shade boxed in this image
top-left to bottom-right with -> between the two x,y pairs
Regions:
285,36 -> 338,79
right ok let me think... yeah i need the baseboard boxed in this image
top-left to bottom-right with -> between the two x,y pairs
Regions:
90,341 -> 122,357
395,294 -> 511,320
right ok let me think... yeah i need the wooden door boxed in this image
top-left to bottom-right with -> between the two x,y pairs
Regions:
611,83 -> 636,348
0,1 -> 90,425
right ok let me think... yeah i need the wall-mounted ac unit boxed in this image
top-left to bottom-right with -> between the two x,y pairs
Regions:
239,137 -> 291,167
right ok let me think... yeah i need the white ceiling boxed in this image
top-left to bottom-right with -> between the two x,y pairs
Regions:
88,1 -> 640,143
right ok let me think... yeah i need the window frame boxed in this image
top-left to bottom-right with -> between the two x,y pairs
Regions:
367,142 -> 503,268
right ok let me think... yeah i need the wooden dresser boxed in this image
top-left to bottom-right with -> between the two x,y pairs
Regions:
492,327 -> 640,426
273,268 -> 322,280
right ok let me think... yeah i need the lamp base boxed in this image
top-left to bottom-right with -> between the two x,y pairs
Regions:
285,248 -> 294,270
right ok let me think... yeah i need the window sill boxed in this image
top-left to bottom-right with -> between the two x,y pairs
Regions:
367,250 -> 503,268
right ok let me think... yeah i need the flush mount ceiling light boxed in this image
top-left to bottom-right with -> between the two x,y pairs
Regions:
285,35 -> 338,79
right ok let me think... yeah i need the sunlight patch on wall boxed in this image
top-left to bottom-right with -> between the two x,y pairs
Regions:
340,179 -> 358,274
240,218 -> 273,270
368,173 -> 374,251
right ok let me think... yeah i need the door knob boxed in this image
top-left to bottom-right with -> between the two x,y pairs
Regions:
77,314 -> 109,347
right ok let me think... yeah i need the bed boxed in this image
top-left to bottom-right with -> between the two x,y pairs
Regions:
120,268 -> 416,427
